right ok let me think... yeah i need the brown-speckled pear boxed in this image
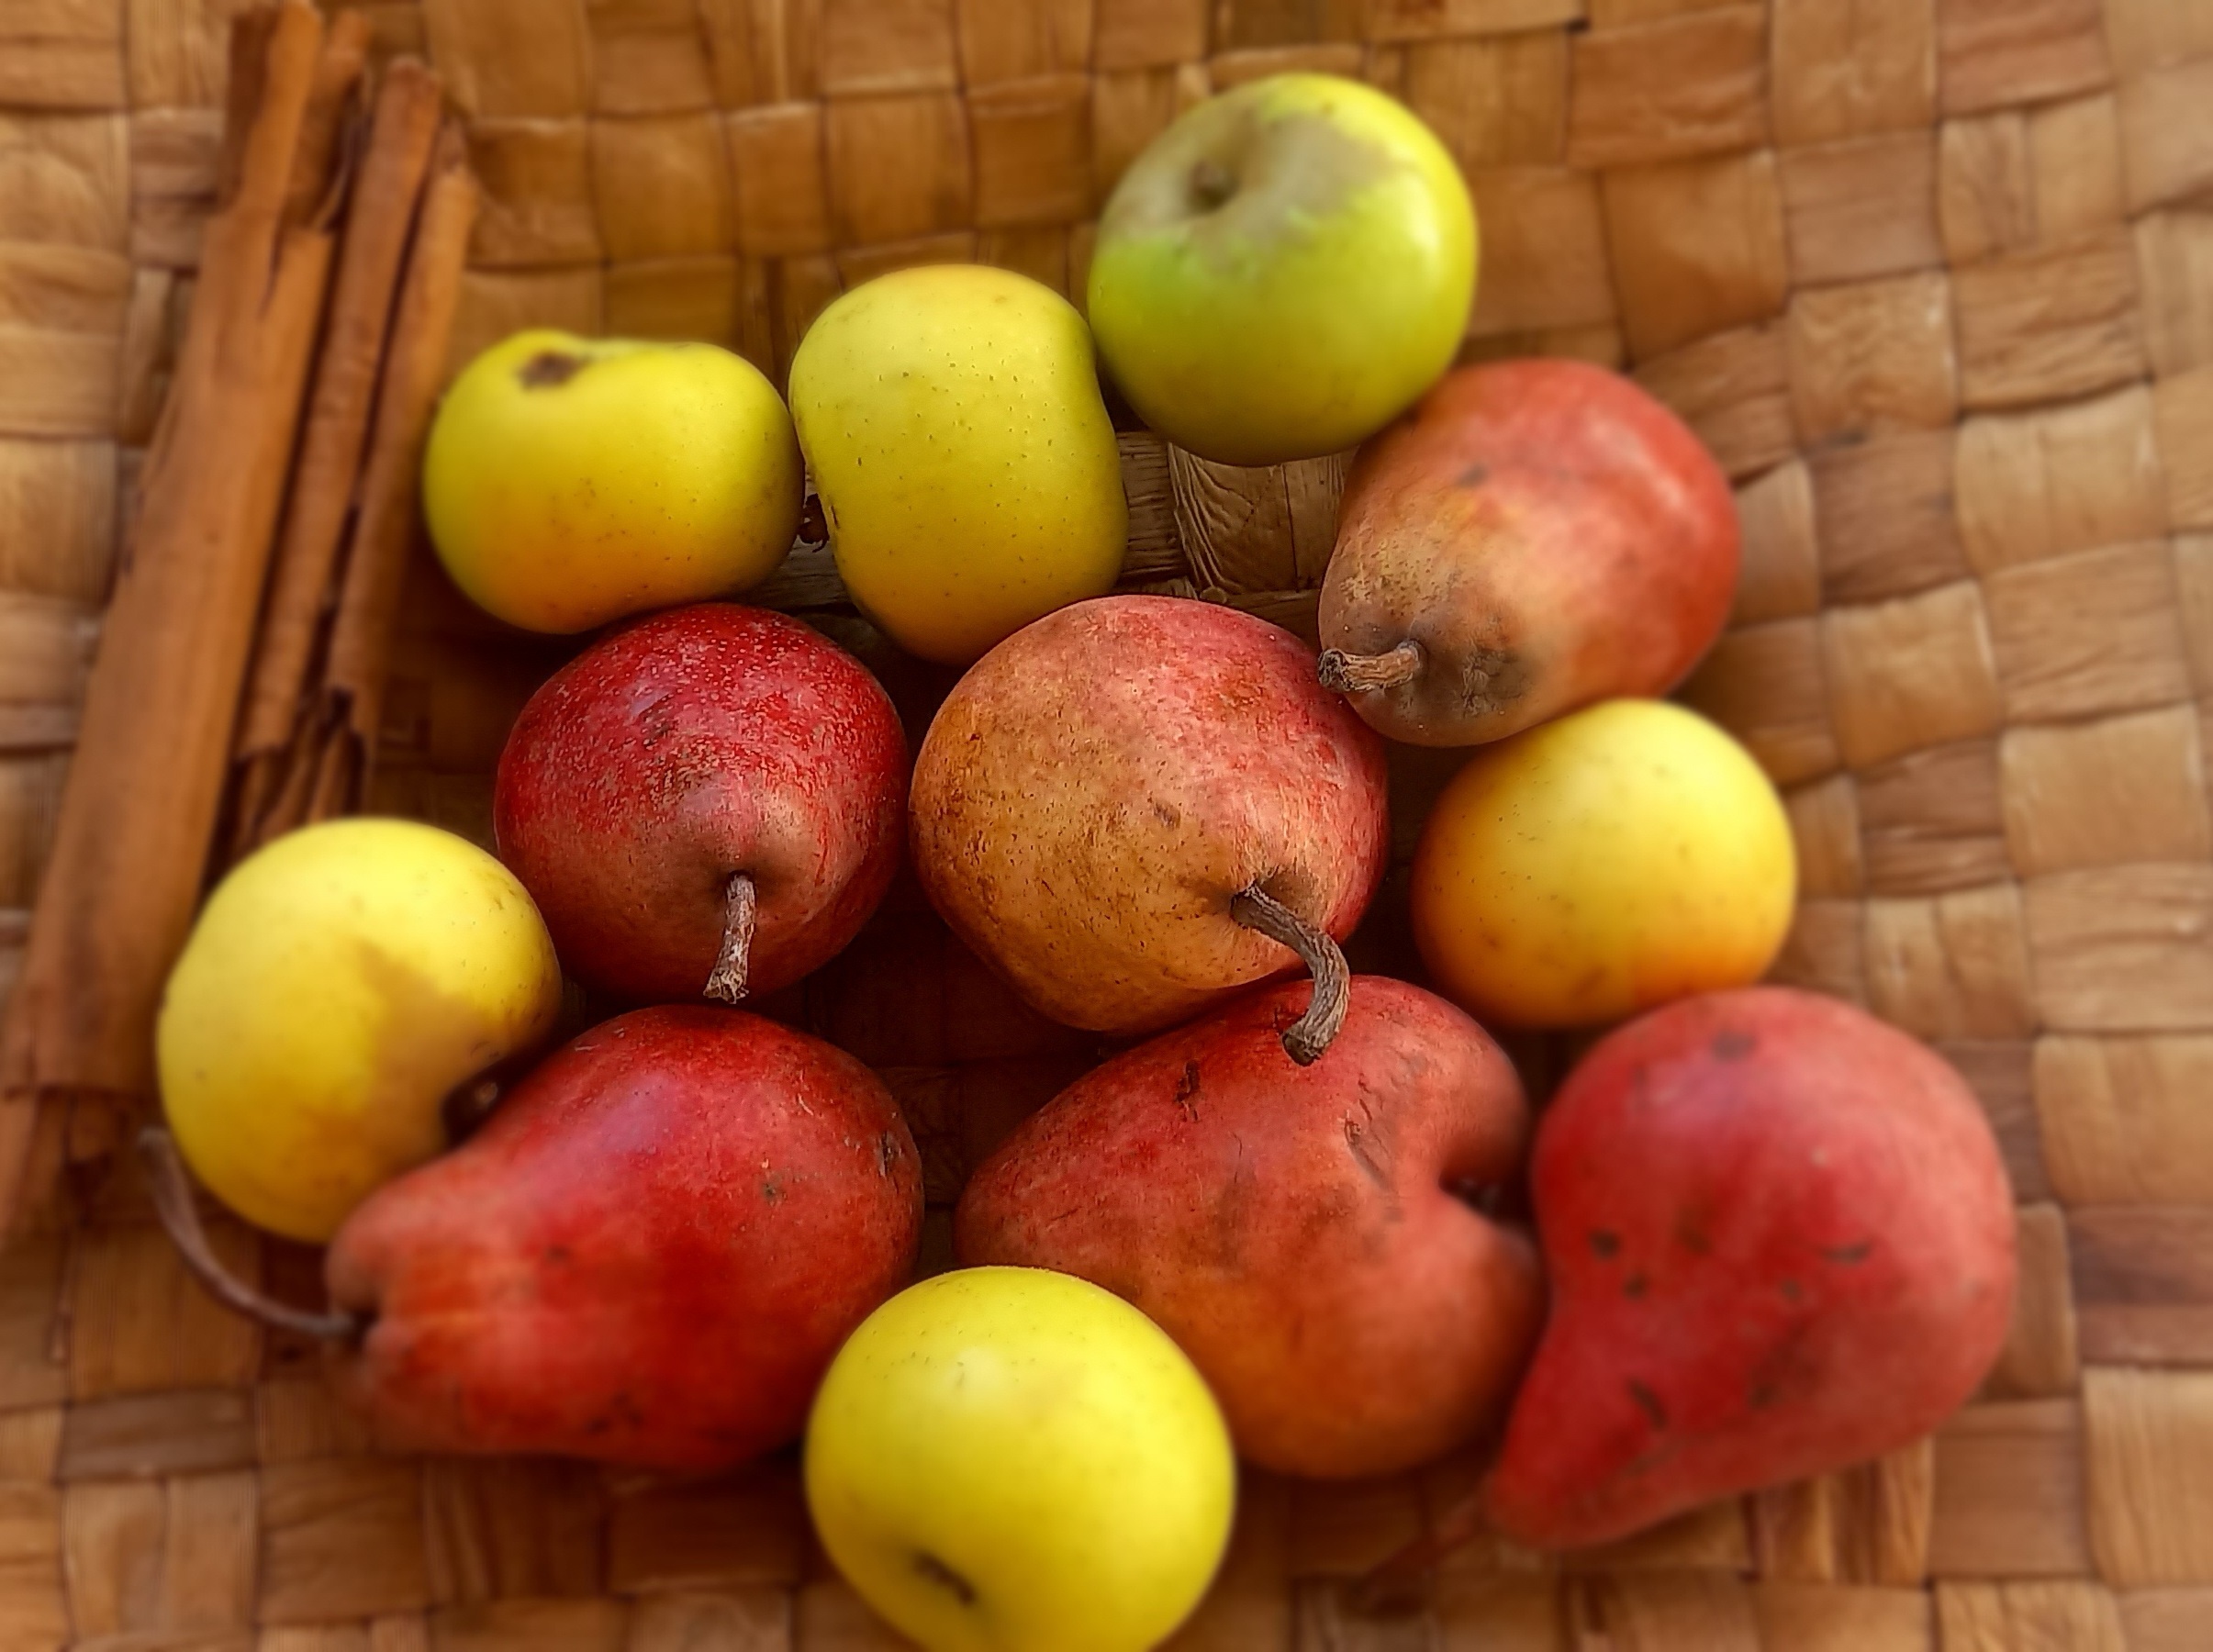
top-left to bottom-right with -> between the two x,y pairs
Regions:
910,596 -> 1389,1065
956,976 -> 1544,1479
1484,988 -> 2016,1549
1317,359 -> 1739,747
325,1006 -> 922,1469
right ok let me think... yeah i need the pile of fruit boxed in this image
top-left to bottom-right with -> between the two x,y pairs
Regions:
148,74 -> 2017,1652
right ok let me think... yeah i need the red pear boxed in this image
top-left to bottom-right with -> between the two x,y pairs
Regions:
956,976 -> 1543,1479
495,603 -> 907,1005
1485,988 -> 2016,1549
1317,359 -> 1738,746
321,1006 -> 921,1468
911,595 -> 1388,1064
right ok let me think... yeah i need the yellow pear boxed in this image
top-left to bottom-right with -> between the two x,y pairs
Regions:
422,329 -> 802,633
157,819 -> 564,1243
788,266 -> 1128,665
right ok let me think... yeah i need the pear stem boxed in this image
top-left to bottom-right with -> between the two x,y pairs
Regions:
136,1128 -> 363,1342
1354,1478 -> 1492,1612
704,871 -> 757,1004
1317,640 -> 1424,696
1229,886 -> 1350,1066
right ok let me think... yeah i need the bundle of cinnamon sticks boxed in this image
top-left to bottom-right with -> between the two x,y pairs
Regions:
0,3 -> 479,1230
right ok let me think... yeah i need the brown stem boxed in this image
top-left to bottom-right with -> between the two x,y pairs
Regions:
440,1074 -> 505,1143
1354,1478 -> 1493,1611
1317,640 -> 1424,696
1229,886 -> 1350,1066
704,871 -> 757,1004
136,1127 -> 363,1342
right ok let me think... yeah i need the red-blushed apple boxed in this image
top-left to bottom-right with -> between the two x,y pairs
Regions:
1317,359 -> 1739,746
910,595 -> 1389,1066
956,976 -> 1544,1479
494,603 -> 906,1006
1483,988 -> 2016,1549
323,1006 -> 922,1468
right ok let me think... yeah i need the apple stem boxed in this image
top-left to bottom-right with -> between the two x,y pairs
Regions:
136,1128 -> 363,1342
1189,157 -> 1237,211
1229,886 -> 1350,1066
441,1074 -> 505,1142
1317,640 -> 1424,696
704,871 -> 757,1004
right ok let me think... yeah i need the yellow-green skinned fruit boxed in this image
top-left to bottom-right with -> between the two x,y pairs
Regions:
1088,73 -> 1478,467
157,819 -> 564,1243
421,329 -> 802,633
788,265 -> 1128,666
805,1267 -> 1235,1652
1412,699 -> 1797,1031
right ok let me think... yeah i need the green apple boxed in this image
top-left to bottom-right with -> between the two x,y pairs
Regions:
421,329 -> 802,633
1087,73 -> 1478,467
804,1267 -> 1235,1652
158,819 -> 563,1242
788,265 -> 1127,666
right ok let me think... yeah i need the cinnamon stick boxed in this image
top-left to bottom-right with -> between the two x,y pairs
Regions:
0,4 -> 363,1230
302,121 -> 480,827
228,60 -> 444,859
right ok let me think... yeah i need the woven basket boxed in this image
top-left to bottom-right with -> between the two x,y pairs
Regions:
5,0 -> 2213,1646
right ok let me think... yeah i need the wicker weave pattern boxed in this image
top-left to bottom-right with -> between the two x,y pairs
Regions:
4,0 -> 2213,1646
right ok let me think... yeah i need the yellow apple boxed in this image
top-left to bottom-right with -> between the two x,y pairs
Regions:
157,818 -> 563,1242
421,329 -> 802,633
804,1266 -> 1235,1652
1412,699 -> 1796,1030
788,265 -> 1127,665
1088,73 -> 1477,466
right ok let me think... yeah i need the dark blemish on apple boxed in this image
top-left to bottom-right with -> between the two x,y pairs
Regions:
1626,1379 -> 1668,1431
518,350 -> 587,388
1624,1272 -> 1649,1300
1174,1061 -> 1202,1119
545,1245 -> 573,1266
1823,1240 -> 1874,1265
1458,462 -> 1490,487
1749,1382 -> 1779,1412
1711,1029 -> 1757,1061
761,1173 -> 785,1204
1674,1217 -> 1713,1256
913,1550 -> 978,1606
876,1132 -> 900,1178
1588,1229 -> 1621,1258
1780,1278 -> 1805,1303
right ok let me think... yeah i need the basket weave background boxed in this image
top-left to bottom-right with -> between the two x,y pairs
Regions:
5,0 -> 2213,1646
